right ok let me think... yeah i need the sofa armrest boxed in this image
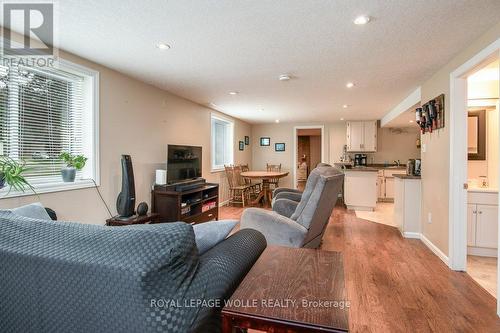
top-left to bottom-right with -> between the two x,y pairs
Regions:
273,187 -> 302,197
240,208 -> 307,247
190,229 -> 266,332
272,198 -> 299,218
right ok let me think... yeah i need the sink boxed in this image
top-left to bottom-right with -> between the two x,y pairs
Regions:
386,166 -> 403,169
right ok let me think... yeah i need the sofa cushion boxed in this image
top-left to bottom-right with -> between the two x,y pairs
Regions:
9,202 -> 52,221
0,211 -> 201,332
193,219 -> 238,254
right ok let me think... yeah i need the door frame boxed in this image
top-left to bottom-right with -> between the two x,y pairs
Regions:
293,125 -> 325,189
448,38 -> 499,313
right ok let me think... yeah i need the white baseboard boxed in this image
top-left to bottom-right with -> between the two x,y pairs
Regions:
219,199 -> 230,207
468,246 -> 498,258
420,233 -> 450,266
403,231 -> 421,239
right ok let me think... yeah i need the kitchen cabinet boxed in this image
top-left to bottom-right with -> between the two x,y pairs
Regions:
378,169 -> 406,201
346,121 -> 377,152
344,170 -> 378,211
394,176 -> 421,238
467,190 -> 498,257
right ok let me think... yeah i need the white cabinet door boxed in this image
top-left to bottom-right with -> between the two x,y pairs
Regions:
377,176 -> 385,199
475,204 -> 498,248
385,177 -> 395,199
347,122 -> 364,152
393,177 -> 404,231
363,121 -> 377,152
467,204 -> 476,247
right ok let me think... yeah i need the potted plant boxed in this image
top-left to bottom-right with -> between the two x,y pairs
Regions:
60,152 -> 87,182
0,156 -> 34,194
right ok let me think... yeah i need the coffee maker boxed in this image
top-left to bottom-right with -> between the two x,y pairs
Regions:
414,159 -> 421,176
354,154 -> 367,167
406,159 -> 421,176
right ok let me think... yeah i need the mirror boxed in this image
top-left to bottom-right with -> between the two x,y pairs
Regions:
468,110 -> 486,160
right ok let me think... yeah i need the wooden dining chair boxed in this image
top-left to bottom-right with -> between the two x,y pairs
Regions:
266,163 -> 282,189
224,165 -> 252,206
240,164 -> 261,196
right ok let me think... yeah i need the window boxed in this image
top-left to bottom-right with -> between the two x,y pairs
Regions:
0,59 -> 99,196
211,114 -> 233,171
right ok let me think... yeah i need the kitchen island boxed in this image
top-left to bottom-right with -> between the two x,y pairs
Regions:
343,167 -> 378,211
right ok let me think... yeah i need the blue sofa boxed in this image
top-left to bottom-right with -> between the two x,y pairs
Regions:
0,210 -> 266,333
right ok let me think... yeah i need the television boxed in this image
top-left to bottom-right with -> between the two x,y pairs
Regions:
167,145 -> 202,184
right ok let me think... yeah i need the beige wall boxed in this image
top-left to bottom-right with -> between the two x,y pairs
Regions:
0,50 -> 251,224
420,22 -> 500,255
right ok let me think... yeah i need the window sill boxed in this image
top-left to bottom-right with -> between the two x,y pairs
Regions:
0,179 -> 97,199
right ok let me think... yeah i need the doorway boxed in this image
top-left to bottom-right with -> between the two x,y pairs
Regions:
293,126 -> 325,189
449,38 -> 500,313
465,59 -> 499,298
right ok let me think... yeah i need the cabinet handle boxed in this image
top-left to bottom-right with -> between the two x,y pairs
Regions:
478,211 -> 482,214
473,211 -> 477,214
208,213 -> 213,217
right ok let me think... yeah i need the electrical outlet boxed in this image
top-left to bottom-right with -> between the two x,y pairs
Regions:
422,143 -> 427,153
427,212 -> 432,224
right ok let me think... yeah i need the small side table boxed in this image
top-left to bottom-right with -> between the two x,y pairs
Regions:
106,213 -> 161,226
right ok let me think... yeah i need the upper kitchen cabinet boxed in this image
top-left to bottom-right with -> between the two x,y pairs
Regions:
346,121 -> 378,152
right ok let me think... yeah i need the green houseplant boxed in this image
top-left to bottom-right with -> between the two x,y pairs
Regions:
59,152 -> 87,182
0,156 -> 34,194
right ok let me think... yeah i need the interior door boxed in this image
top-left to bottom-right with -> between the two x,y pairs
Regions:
475,204 -> 498,248
347,122 -> 364,151
363,121 -> 377,152
467,204 -> 476,247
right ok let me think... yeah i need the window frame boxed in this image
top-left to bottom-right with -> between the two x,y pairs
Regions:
0,58 -> 100,198
210,113 -> 234,172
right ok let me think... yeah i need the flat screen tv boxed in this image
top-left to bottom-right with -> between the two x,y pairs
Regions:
167,145 -> 202,184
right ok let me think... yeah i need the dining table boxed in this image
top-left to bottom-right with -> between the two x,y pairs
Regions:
241,170 -> 289,207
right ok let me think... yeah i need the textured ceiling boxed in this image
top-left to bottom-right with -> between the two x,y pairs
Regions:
6,0 -> 500,124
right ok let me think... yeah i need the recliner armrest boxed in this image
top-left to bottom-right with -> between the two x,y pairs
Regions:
274,191 -> 302,202
272,198 -> 299,218
240,208 -> 307,247
273,187 -> 302,197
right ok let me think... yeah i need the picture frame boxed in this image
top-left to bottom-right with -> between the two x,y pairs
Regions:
260,137 -> 270,146
275,143 -> 285,152
244,136 -> 250,145
239,141 -> 244,151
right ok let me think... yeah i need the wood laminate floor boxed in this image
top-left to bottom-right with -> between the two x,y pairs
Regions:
220,205 -> 500,332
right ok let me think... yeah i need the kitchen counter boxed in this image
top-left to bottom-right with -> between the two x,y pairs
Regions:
394,174 -> 421,180
468,187 -> 498,193
343,167 -> 379,172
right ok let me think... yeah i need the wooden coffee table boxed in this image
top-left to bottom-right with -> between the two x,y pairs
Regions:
222,246 -> 349,332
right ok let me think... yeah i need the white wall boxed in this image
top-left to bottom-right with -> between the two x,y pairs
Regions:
0,50 -> 252,224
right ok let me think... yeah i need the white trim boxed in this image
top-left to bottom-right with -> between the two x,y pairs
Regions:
292,125 -> 325,189
0,179 -> 96,199
380,87 -> 421,127
219,199 -> 230,207
403,232 -> 421,239
420,233 -> 450,266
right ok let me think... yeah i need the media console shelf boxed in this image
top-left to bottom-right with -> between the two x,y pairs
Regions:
151,183 -> 219,224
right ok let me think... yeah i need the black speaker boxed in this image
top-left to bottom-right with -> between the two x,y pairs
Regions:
116,155 -> 135,219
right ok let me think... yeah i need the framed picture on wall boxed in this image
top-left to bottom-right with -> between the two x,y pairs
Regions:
239,141 -> 244,151
275,143 -> 285,152
245,136 -> 250,145
260,137 -> 270,146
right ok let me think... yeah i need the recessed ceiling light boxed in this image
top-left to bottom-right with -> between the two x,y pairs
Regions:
354,15 -> 370,25
229,91 -> 239,95
409,120 -> 414,123
346,82 -> 355,88
340,118 -> 344,121
343,104 -> 348,108
275,119 -> 280,123
156,42 -> 171,50
279,74 -> 291,81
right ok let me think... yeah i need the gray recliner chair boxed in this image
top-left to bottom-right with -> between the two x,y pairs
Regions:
271,163 -> 332,205
240,166 -> 344,248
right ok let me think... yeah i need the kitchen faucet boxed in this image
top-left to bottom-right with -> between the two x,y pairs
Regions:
393,160 -> 401,167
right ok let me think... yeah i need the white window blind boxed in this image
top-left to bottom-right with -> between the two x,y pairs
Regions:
0,60 -> 98,193
211,114 -> 233,170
